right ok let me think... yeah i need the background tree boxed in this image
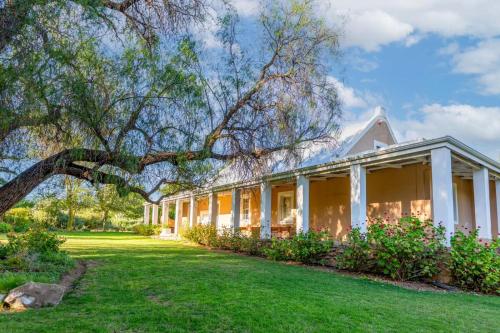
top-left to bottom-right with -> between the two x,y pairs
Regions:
0,0 -> 342,215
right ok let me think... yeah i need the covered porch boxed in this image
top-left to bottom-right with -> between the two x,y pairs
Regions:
145,142 -> 500,243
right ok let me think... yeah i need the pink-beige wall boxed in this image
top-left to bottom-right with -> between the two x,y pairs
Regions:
454,177 -> 475,233
367,164 -> 432,223
347,121 -> 396,155
309,177 -> 351,240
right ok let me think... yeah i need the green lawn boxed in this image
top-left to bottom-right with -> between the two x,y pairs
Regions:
0,232 -> 499,332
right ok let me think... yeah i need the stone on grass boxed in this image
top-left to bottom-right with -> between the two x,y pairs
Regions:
0,294 -> 5,303
3,282 -> 66,311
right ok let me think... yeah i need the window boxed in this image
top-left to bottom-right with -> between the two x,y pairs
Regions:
278,191 -> 294,224
240,195 -> 251,226
453,183 -> 459,225
374,139 -> 388,149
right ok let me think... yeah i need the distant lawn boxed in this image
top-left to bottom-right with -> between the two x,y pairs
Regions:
0,232 -> 499,332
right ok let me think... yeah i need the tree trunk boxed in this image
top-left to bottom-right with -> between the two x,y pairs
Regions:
67,206 -> 75,230
0,157 -> 59,215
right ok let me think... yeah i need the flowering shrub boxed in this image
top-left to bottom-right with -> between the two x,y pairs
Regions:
336,228 -> 371,271
181,224 -> 218,246
450,230 -> 499,295
183,225 -> 332,263
263,231 -> 333,264
338,218 -> 446,281
132,224 -> 161,236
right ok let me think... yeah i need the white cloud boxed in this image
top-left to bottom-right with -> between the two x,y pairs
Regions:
394,103 -> 500,159
449,39 -> 500,94
329,77 -> 367,108
340,10 -> 413,51
315,1 -> 500,51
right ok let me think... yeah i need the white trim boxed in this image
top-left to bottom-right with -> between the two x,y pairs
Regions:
277,191 -> 294,225
350,164 -> 367,233
473,167 -> 492,239
240,193 -> 251,226
374,139 -> 388,149
431,147 -> 455,245
157,136 -> 500,203
340,112 -> 397,156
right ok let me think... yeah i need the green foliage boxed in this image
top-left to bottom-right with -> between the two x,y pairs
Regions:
132,224 -> 162,236
450,230 -> 499,295
338,218 -> 446,281
0,228 -> 73,278
182,225 -> 331,263
6,228 -> 65,256
263,231 -> 333,264
0,222 -> 13,233
336,228 -> 371,271
181,224 -> 219,247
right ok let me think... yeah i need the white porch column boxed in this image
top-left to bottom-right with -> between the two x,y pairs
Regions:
496,179 -> 500,237
260,181 -> 272,239
208,192 -> 218,226
174,199 -> 182,235
473,167 -> 492,239
350,164 -> 367,233
189,195 -> 197,228
231,188 -> 241,231
296,175 -> 310,234
431,147 -> 455,244
151,204 -> 159,225
143,204 -> 150,225
161,201 -> 168,226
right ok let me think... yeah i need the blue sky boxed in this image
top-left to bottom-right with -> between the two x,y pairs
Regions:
225,0 -> 500,160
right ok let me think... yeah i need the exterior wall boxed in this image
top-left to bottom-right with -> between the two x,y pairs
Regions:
310,177 -> 351,240
271,184 -> 296,226
218,193 -> 232,214
347,121 -> 396,155
196,197 -> 209,224
217,192 -> 232,229
490,180 -> 498,239
178,201 -> 190,234
247,187 -> 261,227
367,164 -> 431,223
453,177 -> 475,233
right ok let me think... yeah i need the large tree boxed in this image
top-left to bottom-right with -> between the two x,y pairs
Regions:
0,0 -> 342,215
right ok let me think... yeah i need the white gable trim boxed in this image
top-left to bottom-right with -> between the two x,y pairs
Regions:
340,109 -> 397,156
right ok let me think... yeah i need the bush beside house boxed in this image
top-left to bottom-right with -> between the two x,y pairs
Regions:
183,218 -> 499,295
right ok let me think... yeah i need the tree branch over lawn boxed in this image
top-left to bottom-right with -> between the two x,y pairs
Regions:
0,0 -> 342,215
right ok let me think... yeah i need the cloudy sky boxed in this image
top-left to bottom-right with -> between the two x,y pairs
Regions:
227,0 -> 500,159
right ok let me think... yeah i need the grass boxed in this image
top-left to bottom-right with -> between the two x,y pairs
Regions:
0,232 -> 499,332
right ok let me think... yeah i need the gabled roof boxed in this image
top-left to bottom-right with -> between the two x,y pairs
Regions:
211,106 -> 397,186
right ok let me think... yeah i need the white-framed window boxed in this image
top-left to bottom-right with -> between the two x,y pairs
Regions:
374,139 -> 388,149
240,194 -> 251,226
278,191 -> 294,224
452,183 -> 459,225
200,210 -> 209,225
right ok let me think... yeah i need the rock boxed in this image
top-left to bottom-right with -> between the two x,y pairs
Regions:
3,282 -> 66,311
0,293 -> 5,303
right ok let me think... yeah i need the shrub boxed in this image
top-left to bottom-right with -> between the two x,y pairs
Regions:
0,228 -> 73,274
338,218 -> 446,281
182,224 -> 218,246
263,231 -> 333,264
337,228 -> 371,271
132,224 -> 161,236
6,228 -> 65,255
450,230 -> 499,294
0,222 -> 13,233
